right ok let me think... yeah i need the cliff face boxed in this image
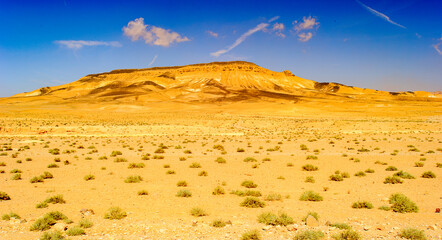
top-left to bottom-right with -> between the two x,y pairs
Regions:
8,61 -> 442,103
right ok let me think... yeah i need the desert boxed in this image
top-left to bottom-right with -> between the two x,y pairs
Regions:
0,61 -> 441,240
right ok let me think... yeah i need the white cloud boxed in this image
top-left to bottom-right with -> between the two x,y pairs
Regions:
298,32 -> 313,42
123,17 -> 189,47
272,23 -> 285,38
433,36 -> 442,55
293,16 -> 319,42
207,30 -> 219,38
273,23 -> 284,31
356,0 -> 406,29
54,40 -> 121,49
148,55 -> 158,66
294,16 -> 320,32
211,22 -> 269,57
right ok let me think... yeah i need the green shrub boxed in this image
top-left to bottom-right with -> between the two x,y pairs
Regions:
128,163 -> 145,169
176,189 -> 192,197
305,176 -> 315,183
0,192 -> 11,201
30,215 -> 57,231
190,207 -> 208,217
124,175 -> 142,183
364,168 -> 375,173
212,186 -> 225,195
211,219 -> 227,227
230,190 -> 262,197
306,155 -> 318,160
330,222 -> 351,230
264,193 -> 282,201
36,202 -> 49,208
84,174 -> 95,181
378,205 -> 390,211
45,195 -> 66,204
384,176 -> 403,184
257,212 -> 294,226
237,148 -> 245,153
39,230 -> 66,240
11,173 -> 21,180
114,157 -> 127,162
329,174 -> 343,181
104,207 -> 127,220
137,190 -> 149,195
421,171 -> 436,178
110,151 -> 122,157
389,193 -> 418,213
332,229 -> 361,240
78,218 -> 93,228
10,169 -> 22,173
41,172 -> 53,179
354,171 -> 366,177
2,212 -> 20,220
240,197 -> 266,208
394,171 -> 415,179
244,157 -> 257,162
215,157 -> 226,163
241,180 -> 258,188
30,175 -> 44,183
166,170 -> 176,175
241,229 -> 261,240
198,170 -> 208,176
294,230 -> 324,240
66,226 -> 85,236
352,201 -> 373,209
385,166 -> 398,171
302,164 -> 318,171
414,162 -> 424,167
177,181 -> 188,187
398,228 -> 426,240
300,191 -> 323,201
189,162 -> 201,168
47,163 -> 59,168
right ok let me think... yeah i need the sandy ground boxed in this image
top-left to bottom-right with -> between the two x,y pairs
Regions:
0,102 -> 441,240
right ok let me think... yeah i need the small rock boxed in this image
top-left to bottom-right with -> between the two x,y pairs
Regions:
262,225 -> 271,231
325,221 -> 331,226
436,208 -> 440,213
80,208 -> 95,217
192,220 -> 198,227
53,223 -> 68,231
364,226 -> 371,231
9,219 -> 21,225
428,225 -> 436,230
376,226 -> 384,231
305,215 -> 319,227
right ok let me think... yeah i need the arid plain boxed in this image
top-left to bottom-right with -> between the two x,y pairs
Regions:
0,62 -> 441,240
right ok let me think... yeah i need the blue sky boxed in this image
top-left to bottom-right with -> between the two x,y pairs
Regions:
0,0 -> 441,97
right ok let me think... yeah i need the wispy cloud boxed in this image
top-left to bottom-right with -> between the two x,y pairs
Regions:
268,16 -> 280,23
293,16 -> 319,42
54,40 -> 121,49
356,0 -> 406,29
433,36 -> 442,55
207,30 -> 219,38
123,18 -> 190,47
148,55 -> 158,66
211,22 -> 269,57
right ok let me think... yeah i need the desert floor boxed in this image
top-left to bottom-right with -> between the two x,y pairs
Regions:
0,102 -> 441,240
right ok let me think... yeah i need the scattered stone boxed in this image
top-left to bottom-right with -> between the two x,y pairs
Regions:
80,208 -> 95,217
364,226 -> 371,231
192,220 -> 198,227
376,226 -> 384,231
325,221 -> 331,226
305,215 -> 319,227
428,225 -> 436,230
53,223 -> 68,231
436,208 -> 440,213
